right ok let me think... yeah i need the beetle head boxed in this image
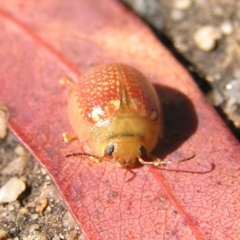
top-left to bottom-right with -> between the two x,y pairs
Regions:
105,139 -> 146,168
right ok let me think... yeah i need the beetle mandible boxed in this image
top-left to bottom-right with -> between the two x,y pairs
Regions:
61,63 -> 193,168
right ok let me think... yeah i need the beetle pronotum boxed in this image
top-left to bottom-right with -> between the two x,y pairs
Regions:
61,63 -> 194,168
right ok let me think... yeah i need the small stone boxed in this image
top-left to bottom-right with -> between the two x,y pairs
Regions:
45,205 -> 52,213
40,168 -> 47,176
10,227 -> 20,237
62,211 -> 77,228
2,155 -> 29,175
52,235 -> 60,240
206,73 -> 221,82
64,230 -> 78,240
79,235 -> 85,240
48,185 -> 62,202
29,224 -> 40,233
22,232 -> 47,240
31,214 -> 39,221
213,5 -> 224,16
225,79 -> 240,102
45,175 -> 51,181
173,0 -> 192,10
7,204 -> 15,211
36,199 -> 48,213
58,234 -> 64,239
206,90 -> 224,107
17,207 -> 29,219
224,79 -> 240,128
0,177 -> 26,203
0,115 -> 7,139
0,229 -> 11,240
220,21 -> 233,35
14,145 -> 27,156
171,9 -> 184,22
174,37 -> 189,52
193,26 -> 221,51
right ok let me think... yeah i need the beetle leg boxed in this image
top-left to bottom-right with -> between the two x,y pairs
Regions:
91,156 -> 102,163
138,157 -> 165,166
59,77 -> 75,87
139,154 -> 195,167
62,133 -> 78,143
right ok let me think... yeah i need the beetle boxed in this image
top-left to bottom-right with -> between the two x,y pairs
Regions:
61,63 -> 193,168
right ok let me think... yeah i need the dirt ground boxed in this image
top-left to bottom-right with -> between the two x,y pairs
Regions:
0,1 -> 240,239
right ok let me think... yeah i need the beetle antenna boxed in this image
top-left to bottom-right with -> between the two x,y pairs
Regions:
138,154 -> 195,167
66,152 -> 101,161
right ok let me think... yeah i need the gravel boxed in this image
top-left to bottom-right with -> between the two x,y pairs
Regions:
0,177 -> 26,203
193,25 -> 221,52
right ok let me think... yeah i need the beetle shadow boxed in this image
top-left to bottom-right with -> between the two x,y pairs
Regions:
135,84 -> 198,168
154,84 -> 198,156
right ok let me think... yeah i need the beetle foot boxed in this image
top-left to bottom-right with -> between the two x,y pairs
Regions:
91,156 -> 102,163
59,77 -> 75,87
62,133 -> 77,143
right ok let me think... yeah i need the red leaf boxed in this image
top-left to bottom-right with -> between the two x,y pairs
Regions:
0,1 -> 240,239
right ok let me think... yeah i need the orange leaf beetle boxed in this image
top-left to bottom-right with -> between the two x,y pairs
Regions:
61,63 -> 193,168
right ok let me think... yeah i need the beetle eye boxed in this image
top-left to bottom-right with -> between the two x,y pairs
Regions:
140,145 -> 146,156
106,145 -> 114,156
